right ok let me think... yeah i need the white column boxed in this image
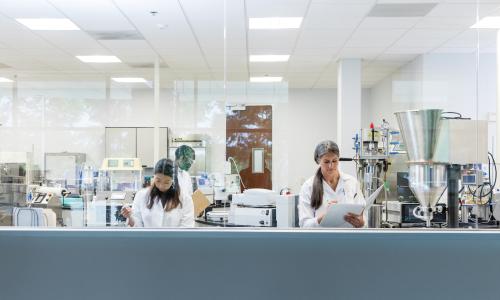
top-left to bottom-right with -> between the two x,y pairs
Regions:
496,30 -> 500,188
337,59 -> 361,175
154,57 -> 160,163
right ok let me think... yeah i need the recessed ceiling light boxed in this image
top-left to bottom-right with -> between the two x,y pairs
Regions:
16,18 -> 80,30
0,77 -> 13,83
471,17 -> 500,29
249,17 -> 302,29
112,77 -> 147,83
249,55 -> 290,62
250,76 -> 283,83
76,56 -> 121,63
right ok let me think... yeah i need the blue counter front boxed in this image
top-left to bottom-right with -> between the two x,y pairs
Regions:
0,228 -> 499,300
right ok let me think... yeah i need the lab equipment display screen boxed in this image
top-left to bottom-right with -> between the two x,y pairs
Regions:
123,159 -> 134,168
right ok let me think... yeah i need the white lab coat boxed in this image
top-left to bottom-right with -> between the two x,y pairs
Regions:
129,188 -> 195,227
298,171 -> 365,228
177,169 -> 194,197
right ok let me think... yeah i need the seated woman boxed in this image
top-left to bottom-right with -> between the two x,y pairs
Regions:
298,140 -> 365,228
121,158 -> 194,227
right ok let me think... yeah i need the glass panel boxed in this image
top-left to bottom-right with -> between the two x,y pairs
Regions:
0,0 -> 498,231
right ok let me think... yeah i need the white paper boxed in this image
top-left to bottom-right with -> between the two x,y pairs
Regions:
320,204 -> 364,228
320,184 -> 385,228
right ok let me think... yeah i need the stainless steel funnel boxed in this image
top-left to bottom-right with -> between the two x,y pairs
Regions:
408,164 -> 447,214
394,109 -> 443,163
394,109 -> 447,226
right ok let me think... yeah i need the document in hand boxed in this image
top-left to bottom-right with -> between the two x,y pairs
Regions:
320,184 -> 385,228
320,203 -> 364,228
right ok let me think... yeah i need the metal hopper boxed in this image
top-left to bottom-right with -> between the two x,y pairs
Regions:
395,109 -> 447,226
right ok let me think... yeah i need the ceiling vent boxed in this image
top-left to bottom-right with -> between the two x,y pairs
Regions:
87,30 -> 144,40
367,3 -> 438,17
128,62 -> 168,68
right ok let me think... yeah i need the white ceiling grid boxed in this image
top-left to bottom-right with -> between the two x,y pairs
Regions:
0,0 -> 496,87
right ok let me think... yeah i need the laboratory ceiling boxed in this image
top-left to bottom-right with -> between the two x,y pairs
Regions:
0,0 -> 499,88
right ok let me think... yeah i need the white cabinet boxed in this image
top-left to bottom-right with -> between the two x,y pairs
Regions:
137,128 -> 154,167
105,127 -> 170,167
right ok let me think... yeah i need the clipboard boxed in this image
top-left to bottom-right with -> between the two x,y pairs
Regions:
320,204 -> 364,228
320,184 -> 385,228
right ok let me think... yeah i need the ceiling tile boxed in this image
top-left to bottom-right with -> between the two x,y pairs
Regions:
428,3 -> 500,17
51,0 -> 136,31
357,17 -> 421,29
337,47 -> 386,60
0,0 -> 63,18
296,30 -> 351,48
248,30 -> 298,50
415,16 -> 476,29
345,29 -> 407,48
246,0 -> 310,17
36,31 -> 103,49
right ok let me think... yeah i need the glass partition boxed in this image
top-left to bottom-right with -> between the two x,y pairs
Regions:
0,0 -> 499,230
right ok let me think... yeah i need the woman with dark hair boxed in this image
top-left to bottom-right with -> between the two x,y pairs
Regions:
121,158 -> 194,227
298,140 -> 365,228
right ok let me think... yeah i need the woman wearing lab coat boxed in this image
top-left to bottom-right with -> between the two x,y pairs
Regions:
121,158 -> 194,227
298,140 -> 366,228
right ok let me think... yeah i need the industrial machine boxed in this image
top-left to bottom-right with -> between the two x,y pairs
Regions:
383,201 -> 447,227
86,191 -> 135,227
0,152 -> 41,213
459,162 -> 496,224
353,121 -> 400,204
87,158 -> 142,227
396,172 -> 417,203
229,189 -> 277,227
0,163 -> 28,208
29,186 -> 72,226
98,158 -> 143,192
395,109 -> 489,228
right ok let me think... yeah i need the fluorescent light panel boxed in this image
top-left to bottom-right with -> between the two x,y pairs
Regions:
471,17 -> 500,29
0,77 -> 13,83
112,77 -> 147,83
16,18 -> 80,30
249,17 -> 302,29
250,76 -> 283,83
249,55 -> 290,62
76,56 -> 121,63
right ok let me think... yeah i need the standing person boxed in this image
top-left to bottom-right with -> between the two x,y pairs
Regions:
121,158 -> 194,227
175,145 -> 195,197
298,140 -> 365,228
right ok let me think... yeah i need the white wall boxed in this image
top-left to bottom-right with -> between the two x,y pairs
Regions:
362,57 -> 424,127
286,88 -> 337,192
364,53 -> 496,127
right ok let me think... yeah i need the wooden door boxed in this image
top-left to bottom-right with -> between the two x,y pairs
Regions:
226,105 -> 272,190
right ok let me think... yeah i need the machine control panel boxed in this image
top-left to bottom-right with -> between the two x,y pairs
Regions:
461,170 -> 484,186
